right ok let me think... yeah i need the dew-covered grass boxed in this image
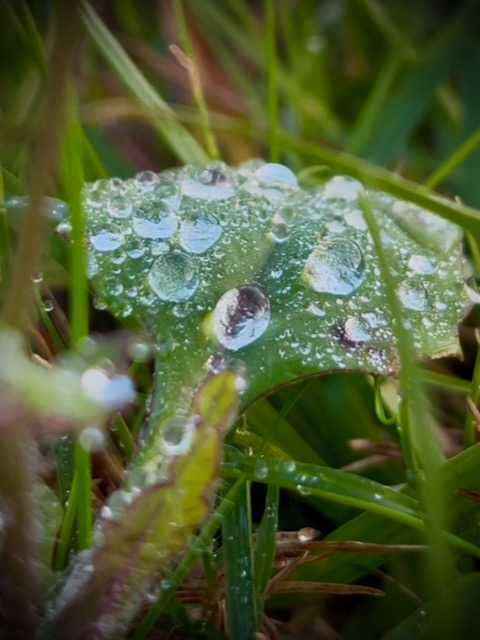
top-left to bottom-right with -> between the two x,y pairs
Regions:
1,1 -> 480,639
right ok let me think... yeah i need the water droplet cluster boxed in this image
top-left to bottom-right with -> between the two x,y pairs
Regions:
83,163 -> 466,421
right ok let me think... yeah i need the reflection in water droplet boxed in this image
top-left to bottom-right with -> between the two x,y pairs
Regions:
181,170 -> 235,200
43,299 -> 54,313
213,285 -> 271,351
32,272 -> 43,284
149,251 -> 199,302
89,230 -> 124,252
324,175 -> 363,201
270,222 -> 291,243
303,238 -> 365,296
253,163 -> 298,189
408,254 -> 435,275
135,170 -> 159,190
160,415 -> 196,456
200,168 -> 229,185
133,202 -> 178,239
108,195 -> 132,219
343,316 -> 371,343
397,282 -> 428,310
179,214 -> 222,254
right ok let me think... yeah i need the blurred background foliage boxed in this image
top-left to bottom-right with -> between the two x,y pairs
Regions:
1,1 -> 480,638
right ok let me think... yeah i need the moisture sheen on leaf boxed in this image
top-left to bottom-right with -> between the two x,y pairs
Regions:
83,162 -> 467,423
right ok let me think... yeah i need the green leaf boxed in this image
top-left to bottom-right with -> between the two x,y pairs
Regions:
84,161 -> 467,439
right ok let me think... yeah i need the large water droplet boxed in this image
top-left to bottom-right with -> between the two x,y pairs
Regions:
135,170 -> 159,191
303,238 -> 365,296
323,175 -> 363,202
133,202 -> 178,239
270,222 -> 291,244
179,214 -> 222,254
108,195 -> 132,219
408,254 -> 435,275
89,229 -> 124,252
397,282 -> 428,310
213,285 -> 271,351
343,316 -> 371,343
253,163 -> 298,189
181,169 -> 235,200
149,251 -> 199,302
160,415 -> 196,456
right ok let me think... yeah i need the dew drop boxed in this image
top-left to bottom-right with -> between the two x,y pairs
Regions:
213,285 -> 271,351
108,195 -> 132,219
135,170 -> 159,190
85,188 -> 103,208
297,527 -> 318,543
179,214 -> 222,254
397,282 -> 428,311
303,238 -> 365,296
254,459 -> 269,480
277,203 -> 298,226
343,316 -> 371,343
89,229 -> 124,252
128,340 -> 152,362
79,427 -> 105,453
253,163 -> 298,189
408,254 -> 435,275
160,415 -> 196,456
154,180 -> 178,199
181,169 -> 235,200
133,202 -> 178,239
296,484 -> 312,496
323,175 -> 363,202
149,251 -> 199,302
32,271 -> 43,284
43,299 -> 54,313
307,302 -> 326,317
270,222 -> 291,243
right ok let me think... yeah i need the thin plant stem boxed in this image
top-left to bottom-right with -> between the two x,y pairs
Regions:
264,0 -> 279,162
426,127 -> 480,189
171,0 -> 219,160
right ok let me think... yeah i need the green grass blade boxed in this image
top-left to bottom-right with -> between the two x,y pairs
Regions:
172,0 -> 219,160
222,482 -> 257,640
81,1 -> 209,165
360,194 -> 453,597
426,127 -> 480,189
264,0 -> 279,162
279,132 -> 480,233
253,482 -> 279,617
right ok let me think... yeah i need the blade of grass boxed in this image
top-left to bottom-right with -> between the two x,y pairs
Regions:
253,483 -> 279,621
171,0 -> 219,160
425,127 -> 480,189
61,106 -> 92,550
222,455 -> 480,560
278,131 -> 480,234
264,0 -> 279,162
360,194 -> 453,598
133,475 -> 246,640
81,1 -> 209,166
222,481 -> 257,640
